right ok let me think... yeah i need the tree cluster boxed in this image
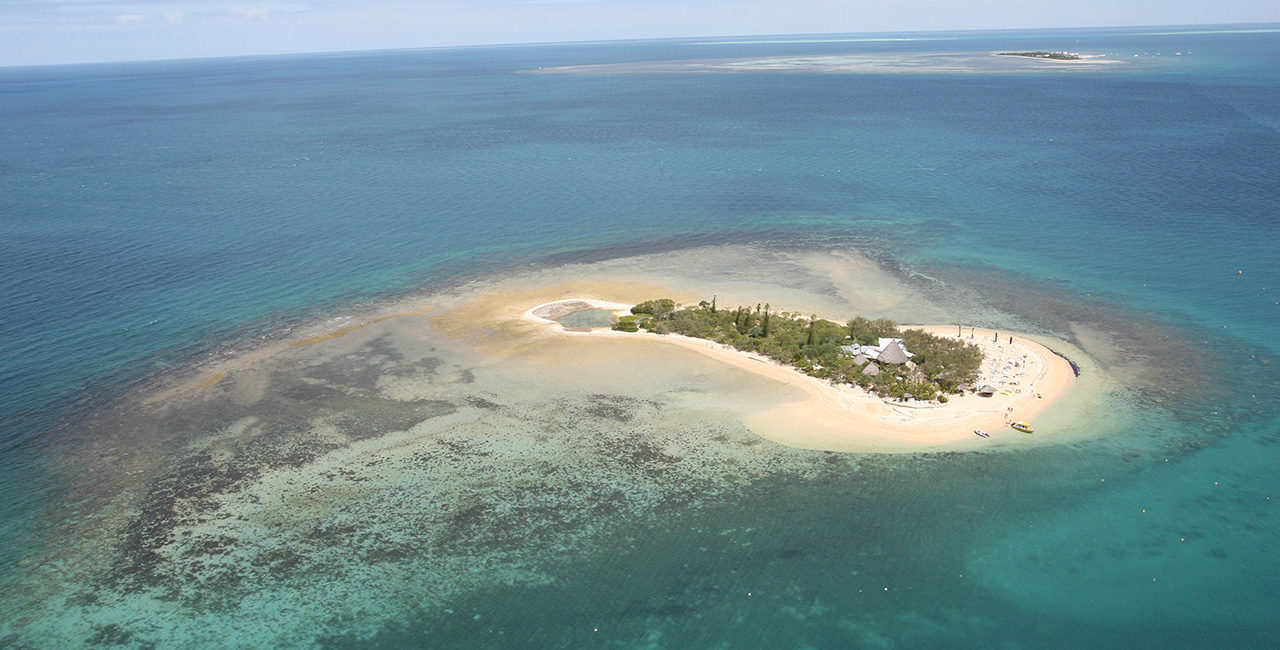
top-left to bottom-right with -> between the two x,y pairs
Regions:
614,298 -> 984,402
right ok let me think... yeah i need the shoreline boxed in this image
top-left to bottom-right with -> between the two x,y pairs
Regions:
525,298 -> 1077,451
992,51 -> 1117,65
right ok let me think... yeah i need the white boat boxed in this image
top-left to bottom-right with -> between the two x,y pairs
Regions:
974,429 -> 990,438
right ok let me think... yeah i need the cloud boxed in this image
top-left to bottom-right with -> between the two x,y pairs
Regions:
229,5 -> 271,20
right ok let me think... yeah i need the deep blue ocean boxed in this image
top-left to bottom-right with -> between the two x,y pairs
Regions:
2,25 -> 1279,647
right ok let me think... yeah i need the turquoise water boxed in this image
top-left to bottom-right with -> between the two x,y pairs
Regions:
2,26 -> 1279,646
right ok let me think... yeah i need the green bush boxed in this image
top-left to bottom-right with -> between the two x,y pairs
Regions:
631,299 -> 676,318
612,315 -> 639,332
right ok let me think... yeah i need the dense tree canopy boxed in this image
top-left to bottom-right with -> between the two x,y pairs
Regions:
614,299 -> 984,401
630,299 -> 676,319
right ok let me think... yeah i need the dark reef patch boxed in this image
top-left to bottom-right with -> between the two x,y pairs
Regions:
87,623 -> 136,647
464,395 -> 504,410
582,393 -> 659,422
102,335 -> 463,595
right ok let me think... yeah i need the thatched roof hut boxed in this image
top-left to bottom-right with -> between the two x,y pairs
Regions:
977,385 -> 996,397
863,362 -> 880,376
878,341 -> 911,365
852,353 -> 869,366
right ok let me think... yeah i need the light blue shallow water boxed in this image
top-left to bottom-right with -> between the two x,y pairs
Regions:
2,26 -> 1278,647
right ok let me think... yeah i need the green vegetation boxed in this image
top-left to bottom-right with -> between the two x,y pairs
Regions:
997,51 -> 1082,61
630,299 -> 676,318
612,315 -> 639,332
614,299 -> 984,402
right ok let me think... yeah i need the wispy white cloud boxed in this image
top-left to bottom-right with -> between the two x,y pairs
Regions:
228,5 -> 271,20
0,1 -> 311,21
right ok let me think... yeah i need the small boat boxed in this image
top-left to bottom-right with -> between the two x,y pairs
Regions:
974,429 -> 989,438
1011,421 -> 1034,433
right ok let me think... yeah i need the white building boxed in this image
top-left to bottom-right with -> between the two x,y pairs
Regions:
840,338 -> 914,365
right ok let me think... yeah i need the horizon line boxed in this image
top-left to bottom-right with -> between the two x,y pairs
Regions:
4,20 -> 1277,71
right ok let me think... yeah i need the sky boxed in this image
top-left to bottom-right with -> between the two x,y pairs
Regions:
0,0 -> 1277,67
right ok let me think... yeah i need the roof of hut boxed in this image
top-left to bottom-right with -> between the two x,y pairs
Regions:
877,341 -> 911,365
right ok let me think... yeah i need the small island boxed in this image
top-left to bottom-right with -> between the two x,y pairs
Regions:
614,298 -> 981,403
997,50 -> 1082,61
524,294 -> 1078,450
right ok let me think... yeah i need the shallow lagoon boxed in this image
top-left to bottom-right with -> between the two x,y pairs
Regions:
555,308 -> 618,329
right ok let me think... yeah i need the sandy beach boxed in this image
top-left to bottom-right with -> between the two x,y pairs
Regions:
524,298 -> 1076,451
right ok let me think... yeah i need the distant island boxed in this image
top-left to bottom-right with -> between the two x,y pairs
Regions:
997,51 -> 1082,61
613,298 -> 982,403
